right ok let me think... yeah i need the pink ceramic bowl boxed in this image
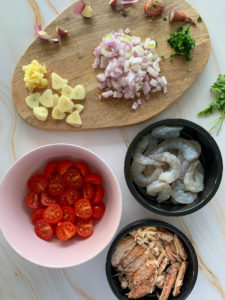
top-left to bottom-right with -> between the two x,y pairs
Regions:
0,144 -> 122,268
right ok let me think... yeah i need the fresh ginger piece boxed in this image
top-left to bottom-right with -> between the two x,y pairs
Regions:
52,94 -> 59,107
33,107 -> 48,121
61,85 -> 74,99
51,72 -> 68,90
25,93 -> 40,109
66,111 -> 82,127
71,85 -> 86,100
52,106 -> 66,120
82,5 -> 93,18
39,89 -> 53,108
58,95 -> 74,113
74,104 -> 84,113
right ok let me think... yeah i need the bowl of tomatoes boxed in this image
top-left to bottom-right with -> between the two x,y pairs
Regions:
0,144 -> 122,268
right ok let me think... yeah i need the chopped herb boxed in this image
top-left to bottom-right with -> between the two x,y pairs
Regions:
170,55 -> 173,61
161,55 -> 165,60
163,17 -> 167,21
197,16 -> 202,23
167,26 -> 195,61
156,41 -> 158,47
198,74 -> 225,134
188,68 -> 191,72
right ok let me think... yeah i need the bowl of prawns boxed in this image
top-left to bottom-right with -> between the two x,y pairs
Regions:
106,219 -> 198,300
124,118 -> 223,216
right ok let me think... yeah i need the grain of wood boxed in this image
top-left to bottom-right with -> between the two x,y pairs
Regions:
11,0 -> 210,131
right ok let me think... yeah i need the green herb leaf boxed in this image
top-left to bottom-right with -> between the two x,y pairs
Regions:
197,16 -> 202,23
167,26 -> 195,61
163,17 -> 167,21
198,75 -> 225,134
161,56 -> 165,60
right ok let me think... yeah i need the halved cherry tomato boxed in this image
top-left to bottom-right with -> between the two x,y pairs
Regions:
74,162 -> 89,177
56,221 -> 76,241
63,168 -> 83,190
76,218 -> 94,238
75,198 -> 92,219
57,160 -> 74,176
48,174 -> 64,196
81,183 -> 94,200
92,203 -> 105,220
59,189 -> 80,206
35,219 -> 53,241
25,192 -> 40,209
61,206 -> 76,223
31,208 -> 45,224
84,173 -> 102,185
43,204 -> 62,224
28,174 -> 48,194
41,191 -> 57,206
92,186 -> 104,204
44,161 -> 58,179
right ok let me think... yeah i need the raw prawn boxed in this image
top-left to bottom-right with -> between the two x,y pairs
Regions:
146,180 -> 171,202
130,161 -> 163,187
151,126 -> 183,139
132,135 -> 162,166
151,138 -> 199,162
189,140 -> 202,156
177,152 -> 189,178
184,160 -> 204,193
171,180 -> 197,204
143,136 -> 158,156
149,152 -> 181,183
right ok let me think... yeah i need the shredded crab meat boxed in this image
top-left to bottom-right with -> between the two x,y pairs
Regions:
93,29 -> 167,106
112,226 -> 188,300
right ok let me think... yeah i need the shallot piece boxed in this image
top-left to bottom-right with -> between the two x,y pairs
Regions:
74,0 -> 86,15
93,29 -> 167,106
169,7 -> 196,26
144,0 -> 164,20
109,0 -> 117,8
34,25 -> 58,42
57,27 -> 68,44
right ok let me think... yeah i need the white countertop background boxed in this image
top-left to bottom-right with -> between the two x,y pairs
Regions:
0,0 -> 225,299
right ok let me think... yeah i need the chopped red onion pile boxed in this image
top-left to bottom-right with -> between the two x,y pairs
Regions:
93,29 -> 167,107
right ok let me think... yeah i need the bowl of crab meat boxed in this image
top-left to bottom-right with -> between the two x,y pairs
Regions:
106,219 -> 198,300
124,119 -> 223,216
0,144 -> 122,268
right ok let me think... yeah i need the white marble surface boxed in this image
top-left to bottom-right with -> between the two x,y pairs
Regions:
0,0 -> 225,299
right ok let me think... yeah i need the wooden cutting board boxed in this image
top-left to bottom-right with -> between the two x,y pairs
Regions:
11,0 -> 210,131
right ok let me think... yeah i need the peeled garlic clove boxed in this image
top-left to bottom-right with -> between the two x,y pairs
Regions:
71,85 -> 86,100
52,94 -> 59,107
52,106 -> 66,120
25,93 -> 40,109
74,104 -> 84,113
66,111 -> 82,127
81,5 -> 93,18
58,95 -> 74,113
61,85 -> 74,99
39,89 -> 53,108
33,107 -> 48,121
51,72 -> 68,90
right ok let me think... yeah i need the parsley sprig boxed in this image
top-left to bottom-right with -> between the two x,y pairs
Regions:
198,74 -> 225,134
167,26 -> 195,61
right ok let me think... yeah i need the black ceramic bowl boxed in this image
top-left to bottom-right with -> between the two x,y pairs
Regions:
106,219 -> 198,300
124,119 -> 223,216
